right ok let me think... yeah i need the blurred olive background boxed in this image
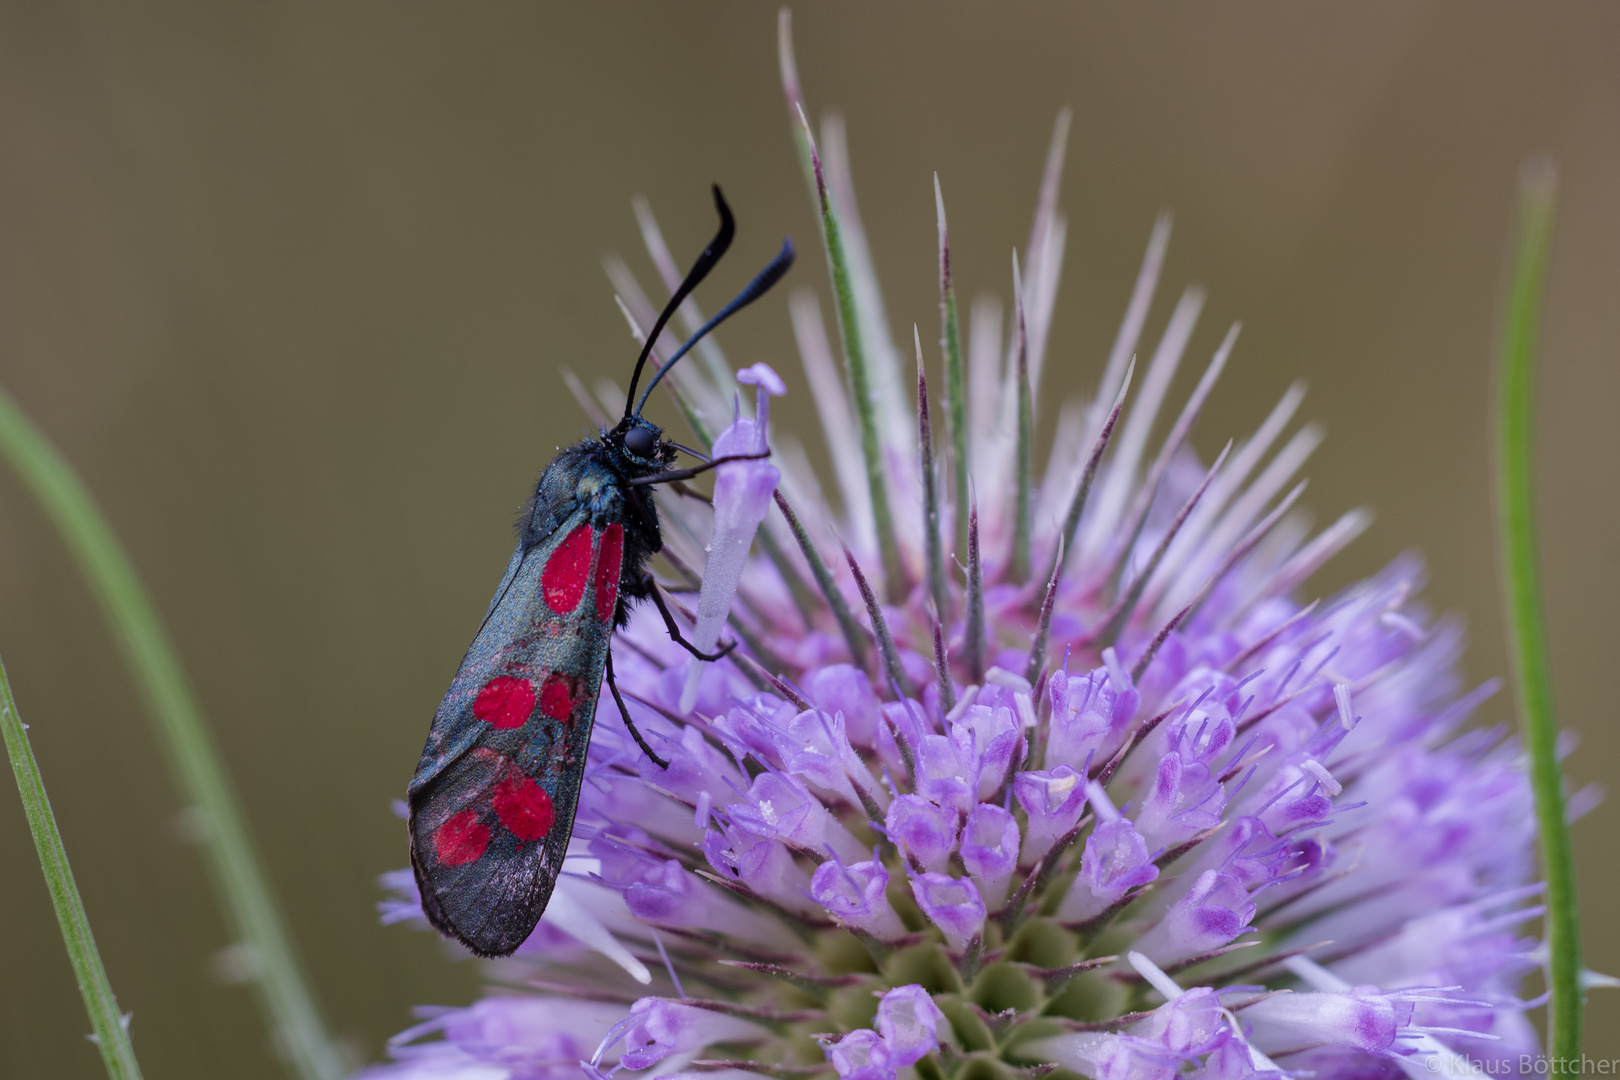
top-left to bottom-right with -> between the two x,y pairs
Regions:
0,2 -> 1615,1076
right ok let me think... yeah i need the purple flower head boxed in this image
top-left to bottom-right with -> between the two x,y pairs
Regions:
370,41 -> 1545,1080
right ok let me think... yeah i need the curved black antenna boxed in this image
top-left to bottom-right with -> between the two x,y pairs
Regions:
621,185 -> 736,419
634,238 -> 796,416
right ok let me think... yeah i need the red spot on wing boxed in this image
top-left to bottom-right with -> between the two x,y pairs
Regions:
433,809 -> 490,866
539,671 -> 585,722
595,522 -> 625,619
473,676 -> 536,729
492,770 -> 556,841
542,525 -> 595,614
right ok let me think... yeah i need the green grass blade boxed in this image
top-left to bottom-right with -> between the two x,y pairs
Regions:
1,653 -> 144,1080
1495,159 -> 1580,1073
0,385 -> 343,1080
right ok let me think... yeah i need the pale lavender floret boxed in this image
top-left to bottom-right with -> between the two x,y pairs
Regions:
826,1028 -> 892,1080
1132,745 -> 1228,850
726,770 -> 866,863
809,663 -> 882,747
810,856 -> 907,940
1134,869 -> 1256,965
950,703 -> 1022,800
873,984 -> 947,1067
1057,817 -> 1159,923
1024,1031 -> 1184,1080
679,363 -> 786,714
1130,986 -> 1229,1055
783,706 -> 887,814
885,794 -> 957,872
701,822 -> 817,914
621,858 -> 784,946
910,872 -> 986,951
360,997 -> 628,1079
1043,669 -> 1121,771
596,997 -> 765,1072
915,732 -> 977,814
1239,988 -> 1406,1054
1013,766 -> 1089,863
959,803 -> 1020,909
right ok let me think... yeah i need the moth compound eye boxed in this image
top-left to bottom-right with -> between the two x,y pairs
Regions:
624,426 -> 657,457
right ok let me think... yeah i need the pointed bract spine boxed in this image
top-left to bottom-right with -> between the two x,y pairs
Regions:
965,490 -> 986,684
1047,358 -> 1134,593
844,544 -> 911,699
936,176 -> 969,559
916,329 -> 948,624
1012,253 -> 1034,583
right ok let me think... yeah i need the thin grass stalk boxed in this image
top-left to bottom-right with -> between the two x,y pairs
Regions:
935,176 -> 969,561
1,653 -> 144,1080
915,329 -> 948,623
1494,159 -> 1580,1073
0,386 -> 343,1080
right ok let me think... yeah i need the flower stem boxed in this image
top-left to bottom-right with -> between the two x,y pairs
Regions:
0,653 -> 144,1080
0,385 -> 343,1080
1495,159 -> 1580,1072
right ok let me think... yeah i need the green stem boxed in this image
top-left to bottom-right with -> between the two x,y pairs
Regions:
1495,160 -> 1580,1072
0,386 -> 342,1080
1,654 -> 144,1080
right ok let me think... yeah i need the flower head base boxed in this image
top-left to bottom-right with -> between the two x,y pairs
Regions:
364,20 -> 1544,1080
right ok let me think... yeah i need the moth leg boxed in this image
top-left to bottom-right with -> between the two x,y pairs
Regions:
644,574 -> 738,663
605,649 -> 670,770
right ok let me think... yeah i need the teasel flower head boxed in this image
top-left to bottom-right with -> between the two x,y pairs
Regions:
362,15 -> 1552,1080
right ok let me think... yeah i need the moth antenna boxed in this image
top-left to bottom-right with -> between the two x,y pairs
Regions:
622,185 -> 736,419
634,237 -> 796,415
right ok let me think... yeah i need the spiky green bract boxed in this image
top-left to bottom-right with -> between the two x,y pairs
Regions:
936,176 -> 969,564
1495,158 -> 1580,1075
0,386 -> 343,1080
0,653 -> 144,1080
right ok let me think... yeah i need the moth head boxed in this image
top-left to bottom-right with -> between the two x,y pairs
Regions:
607,416 -> 668,470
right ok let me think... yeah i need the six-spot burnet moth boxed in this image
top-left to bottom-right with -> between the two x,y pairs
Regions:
407,187 -> 794,958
